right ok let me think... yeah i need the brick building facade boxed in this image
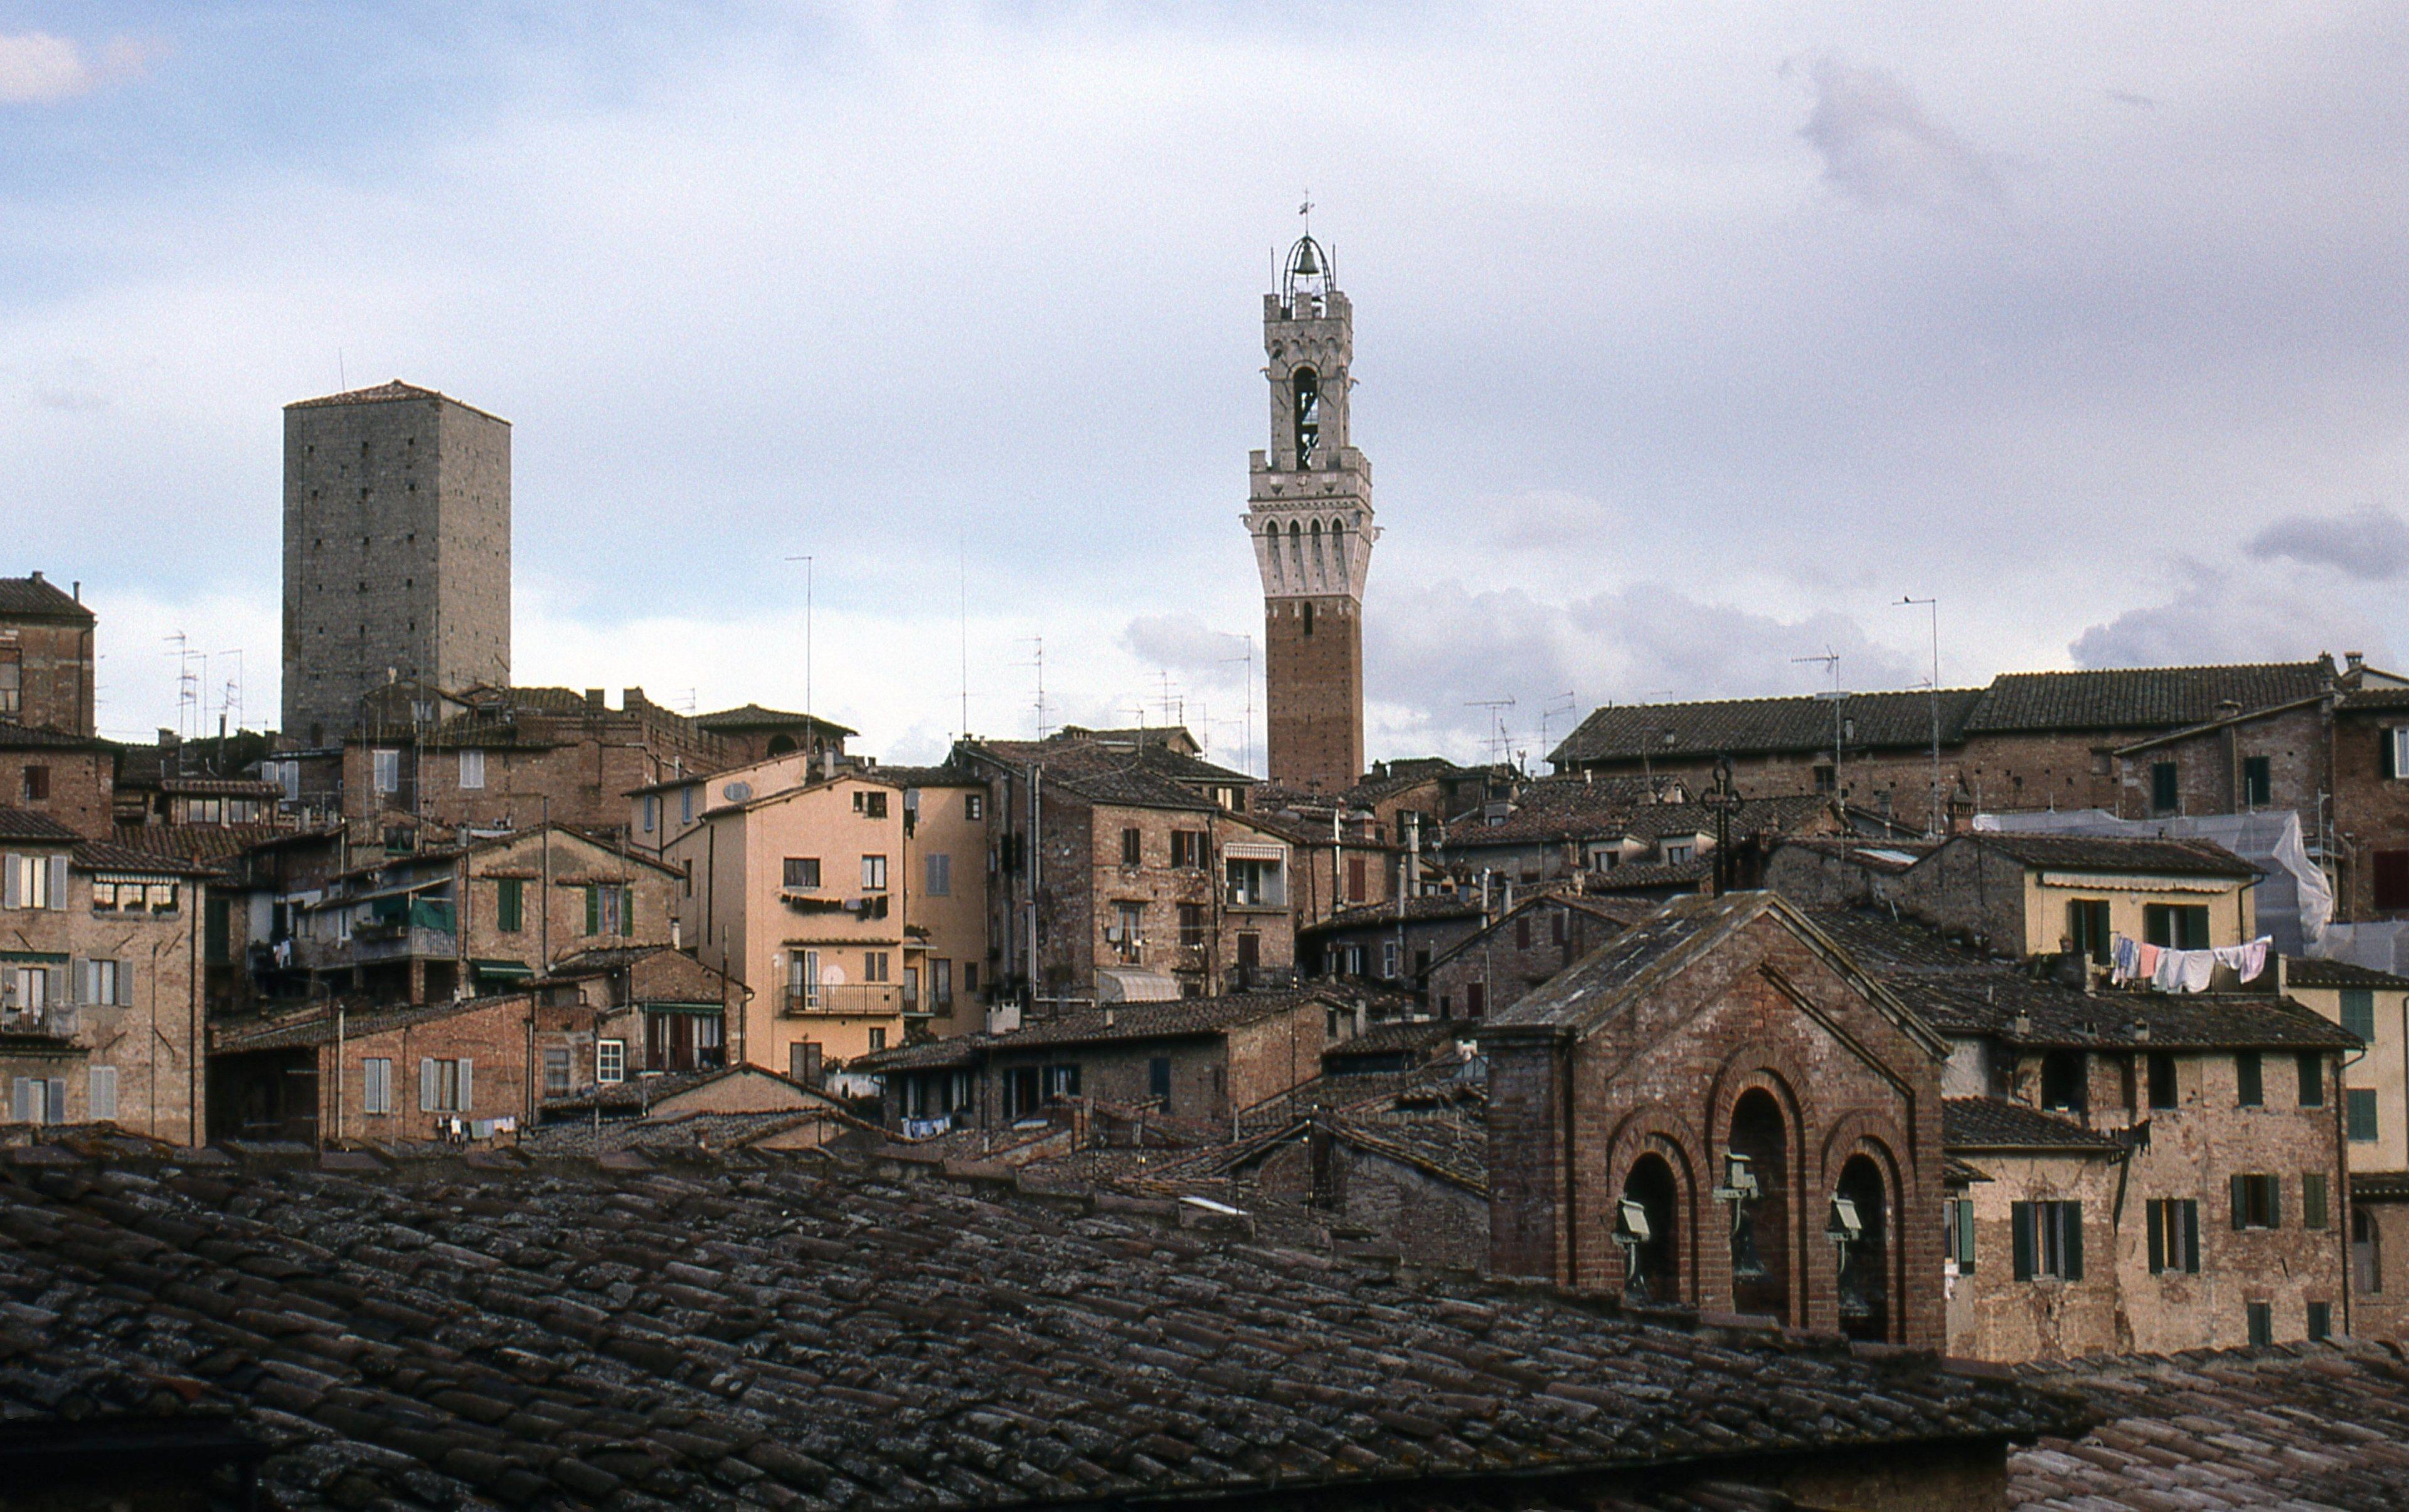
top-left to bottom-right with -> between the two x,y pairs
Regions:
1486,892 -> 1950,1348
0,573 -> 95,738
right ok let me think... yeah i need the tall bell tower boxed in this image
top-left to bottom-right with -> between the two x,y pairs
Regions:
1248,232 -> 1377,792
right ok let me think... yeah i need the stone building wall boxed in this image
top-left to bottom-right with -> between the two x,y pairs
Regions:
2331,705 -> 2409,921
2111,705 -> 2327,823
1,741 -> 113,839
1426,900 -> 1615,1021
283,386 -> 511,745
1264,595 -> 1364,794
1945,1151 -> 2124,1361
0,582 -> 95,736
1224,1000 -> 1326,1114
1316,1136 -> 1491,1272
314,996 -> 546,1143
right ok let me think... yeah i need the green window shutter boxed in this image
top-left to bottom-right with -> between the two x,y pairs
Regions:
2304,1173 -> 2328,1231
2011,1203 -> 2034,1280
621,888 -> 635,937
2183,1201 -> 2200,1273
496,879 -> 521,934
2231,1173 -> 2249,1230
2147,1200 -> 2165,1275
2349,1088 -> 2380,1142
2063,1203 -> 2083,1281
2236,1052 -> 2263,1107
2385,728 -> 2398,780
585,885 -> 600,937
1957,1200 -> 1976,1274
2270,1177 -> 2282,1229
2342,990 -> 2376,1043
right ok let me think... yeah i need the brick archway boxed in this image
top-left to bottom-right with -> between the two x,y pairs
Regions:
1600,1107 -> 1707,1303
1706,1048 -> 1816,1326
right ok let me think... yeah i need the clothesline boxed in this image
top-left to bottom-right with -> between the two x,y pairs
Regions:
2109,934 -> 2270,993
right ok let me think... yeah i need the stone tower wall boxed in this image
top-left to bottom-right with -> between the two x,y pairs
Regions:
1264,595 -> 1364,794
282,388 -> 511,745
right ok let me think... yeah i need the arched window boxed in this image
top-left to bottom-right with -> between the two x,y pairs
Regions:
2356,1206 -> 2383,1295
1834,1154 -> 1890,1342
767,734 -> 797,757
1292,367 -> 1321,467
1727,1089 -> 1792,1324
1619,1154 -> 1681,1304
1289,520 -> 1304,582
1309,519 -> 1326,583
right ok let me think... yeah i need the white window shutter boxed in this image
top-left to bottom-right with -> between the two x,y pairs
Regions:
11,1078 -> 29,1122
420,1058 -> 437,1112
457,1059 -> 473,1113
46,855 -> 67,911
89,1067 -> 117,1122
3,856 -> 19,911
44,1080 -> 63,1125
69,959 -> 85,1006
116,963 -> 132,1007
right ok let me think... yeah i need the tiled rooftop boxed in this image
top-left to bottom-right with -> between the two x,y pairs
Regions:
0,806 -> 82,843
1943,1099 -> 2124,1153
2284,956 -> 2409,991
0,573 -> 93,620
1959,832 -> 2259,879
2010,1342 -> 2409,1509
0,1144 -> 2086,1508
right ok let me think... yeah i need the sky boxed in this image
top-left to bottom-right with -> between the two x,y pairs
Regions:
4,3 -> 2406,772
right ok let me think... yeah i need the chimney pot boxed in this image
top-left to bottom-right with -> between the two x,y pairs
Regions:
584,688 -> 605,710
2347,652 -> 2366,671
27,570 -> 41,583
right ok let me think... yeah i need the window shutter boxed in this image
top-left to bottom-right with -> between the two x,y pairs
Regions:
89,1066 -> 116,1123
45,1080 -> 64,1124
2011,1202 -> 2034,1280
620,892 -> 634,938
2269,1177 -> 2282,1229
116,964 -> 132,1007
2390,730 -> 2403,780
420,1058 -> 437,1112
585,886 -> 600,936
2183,1201 -> 2201,1273
2147,1200 -> 2165,1275
2231,1173 -> 2248,1230
1957,1200 -> 1976,1274
46,855 -> 67,911
68,959 -> 86,1007
3,856 -> 19,910
2063,1203 -> 2084,1280
2304,1172 -> 2327,1231
10,1078 -> 29,1122
457,1059 -> 473,1113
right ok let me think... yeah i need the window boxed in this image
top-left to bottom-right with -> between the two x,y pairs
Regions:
2343,989 -> 2377,1043
1346,856 -> 1366,903
1516,914 -> 1532,949
1661,841 -> 1695,865
2149,1051 -> 2180,1109
2297,1051 -> 2326,1107
680,786 -> 695,824
4,851 -> 65,910
2147,1198 -> 2200,1274
2377,851 -> 2409,912
543,1048 -> 572,1099
964,792 -> 984,821
597,1040 -> 625,1084
2355,1206 -> 2383,1294
925,853 -> 951,897
868,1027 -> 886,1052
584,883 -> 632,937
780,856 -> 822,890
1381,940 -> 1399,979
1292,366 -> 1321,465
21,766 -> 47,804
2241,755 -> 2272,807
1812,764 -> 1836,795
2041,1051 -> 2087,1114
1045,1064 -> 1080,1099
0,649 -> 15,715
851,789 -> 888,819
1465,981 -> 1486,1018
10,1077 -> 63,1124
963,962 -> 978,997
2349,1088 -> 2381,1142
1114,902 -> 1144,962
1148,1056 -> 1172,1108
2231,1173 -> 2282,1230
1225,856 -> 1284,908
2247,1302 -> 2273,1346
864,950 -> 890,982
2011,1201 -> 2083,1280
789,949 -> 821,1010
495,878 -> 523,934
458,749 -> 486,790
640,794 -> 658,833
77,958 -> 128,1006
363,1058 -> 392,1115
860,854 -> 888,891
87,1065 -> 116,1123
373,749 -> 400,793
2151,760 -> 2179,814
2309,1300 -> 2332,1342
1178,903 -> 1205,950
2066,899 -> 2111,964
2304,1171 -> 2331,1231
418,1058 -> 472,1114
1551,908 -> 1568,947
1121,828 -> 1142,867
932,959 -> 953,1011
2144,903 -> 2211,949
2390,727 -> 2409,781
2236,1050 -> 2263,1108
1945,1197 -> 1977,1274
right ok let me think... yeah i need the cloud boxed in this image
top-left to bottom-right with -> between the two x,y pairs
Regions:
1364,579 -> 1920,762
2069,563 -> 2391,669
1796,56 -> 2004,215
0,31 -> 162,104
2247,505 -> 2409,581
1119,614 -> 1253,689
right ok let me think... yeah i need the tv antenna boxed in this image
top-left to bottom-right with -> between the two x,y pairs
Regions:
1219,633 -> 1255,777
1465,696 -> 1517,767
1018,636 -> 1051,738
784,554 -> 814,732
1794,649 -> 1849,803
1537,691 -> 1577,769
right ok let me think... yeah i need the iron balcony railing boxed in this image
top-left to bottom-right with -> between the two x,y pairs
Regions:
779,982 -> 907,1016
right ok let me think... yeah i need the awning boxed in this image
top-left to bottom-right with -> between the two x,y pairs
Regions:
1096,967 -> 1183,1003
1223,842 -> 1287,863
637,1000 -> 723,1016
2037,873 -> 2236,894
471,959 -> 534,981
312,878 -> 451,908
0,952 -> 68,965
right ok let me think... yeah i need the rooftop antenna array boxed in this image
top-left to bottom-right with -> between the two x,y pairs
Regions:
1019,636 -> 1051,739
1155,670 -> 1184,732
216,648 -> 245,741
1466,696 -> 1517,768
1793,649 -> 1848,802
1219,633 -> 1255,778
1537,691 -> 1577,769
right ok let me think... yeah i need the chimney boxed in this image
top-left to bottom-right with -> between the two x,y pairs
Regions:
1103,1005 -> 1116,1028
27,570 -> 41,583
2347,652 -> 2366,674
584,688 -> 605,711
624,687 -> 646,710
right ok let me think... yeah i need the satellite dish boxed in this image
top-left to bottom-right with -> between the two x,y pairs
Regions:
723,781 -> 752,803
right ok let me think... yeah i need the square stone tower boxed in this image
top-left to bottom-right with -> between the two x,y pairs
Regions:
280,382 -> 511,747
1246,235 -> 1377,792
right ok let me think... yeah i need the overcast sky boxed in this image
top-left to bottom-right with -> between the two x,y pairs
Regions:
6,3 -> 2406,770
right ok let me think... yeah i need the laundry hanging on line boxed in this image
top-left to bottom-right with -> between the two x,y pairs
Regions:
2109,933 -> 2270,992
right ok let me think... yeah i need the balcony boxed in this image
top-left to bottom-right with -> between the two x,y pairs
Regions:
0,1003 -> 77,1040
779,982 -> 907,1017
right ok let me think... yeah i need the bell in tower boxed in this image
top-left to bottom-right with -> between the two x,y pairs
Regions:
1243,229 -> 1378,792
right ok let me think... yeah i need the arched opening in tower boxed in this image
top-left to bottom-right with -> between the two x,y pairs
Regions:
1292,368 -> 1321,467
